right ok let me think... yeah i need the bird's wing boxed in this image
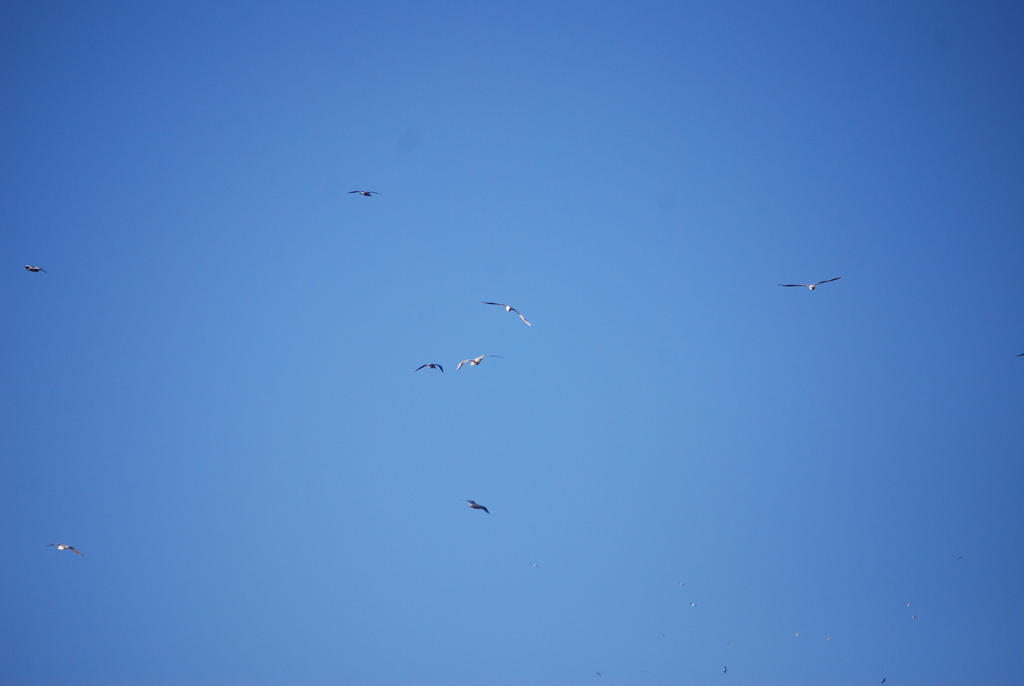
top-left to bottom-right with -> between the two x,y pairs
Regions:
481,302 -> 506,307
46,543 -> 56,547
485,354 -> 503,359
778,284 -> 808,287
515,311 -> 532,326
814,276 -> 843,285
480,505 -> 489,513
437,364 -> 444,373
414,364 -> 427,372
69,547 -> 84,556
457,359 -> 470,371
348,190 -> 361,194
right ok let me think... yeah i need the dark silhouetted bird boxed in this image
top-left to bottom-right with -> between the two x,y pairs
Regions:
25,265 -> 47,273
778,276 -> 843,291
414,363 -> 443,373
466,500 -> 489,514
348,190 -> 380,197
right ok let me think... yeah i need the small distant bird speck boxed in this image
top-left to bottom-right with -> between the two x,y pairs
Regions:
456,354 -> 502,371
778,276 -> 843,291
25,265 -> 47,273
825,635 -> 832,641
794,632 -> 800,638
956,555 -> 965,560
723,666 -> 727,674
679,581 -> 685,587
912,614 -> 917,620
530,562 -> 540,568
482,302 -> 532,326
690,601 -> 697,608
414,363 -> 443,373
881,678 -> 887,685
906,601 -> 912,608
466,499 -> 489,514
47,543 -> 83,556
348,190 -> 380,197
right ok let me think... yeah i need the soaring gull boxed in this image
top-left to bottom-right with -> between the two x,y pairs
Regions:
47,543 -> 84,556
482,302 -> 532,326
466,500 -> 489,514
778,276 -> 843,291
348,190 -> 380,197
456,354 -> 502,371
414,363 -> 443,373
25,265 -> 47,273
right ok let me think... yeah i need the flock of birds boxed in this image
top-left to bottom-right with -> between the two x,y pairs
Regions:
23,190 -> 1016,683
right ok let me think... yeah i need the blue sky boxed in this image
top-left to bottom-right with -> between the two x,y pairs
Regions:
3,2 -> 1023,684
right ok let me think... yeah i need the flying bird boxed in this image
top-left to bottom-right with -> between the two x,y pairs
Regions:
881,678 -> 887,684
778,276 -> 843,290
47,543 -> 83,556
690,601 -> 697,608
24,265 -> 47,273
414,363 -> 443,373
456,354 -> 502,371
1018,353 -> 1024,357
723,666 -> 728,674
348,190 -> 380,197
482,302 -> 532,326
466,499 -> 489,514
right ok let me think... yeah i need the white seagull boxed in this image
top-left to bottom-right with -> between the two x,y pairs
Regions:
456,354 -> 502,371
47,543 -> 84,556
482,302 -> 532,326
25,264 -> 47,273
348,190 -> 380,197
778,276 -> 843,291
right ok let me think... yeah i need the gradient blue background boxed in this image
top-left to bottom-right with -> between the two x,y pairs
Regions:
3,2 -> 1023,685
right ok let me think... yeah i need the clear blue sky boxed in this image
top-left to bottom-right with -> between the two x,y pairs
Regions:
3,2 -> 1023,685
